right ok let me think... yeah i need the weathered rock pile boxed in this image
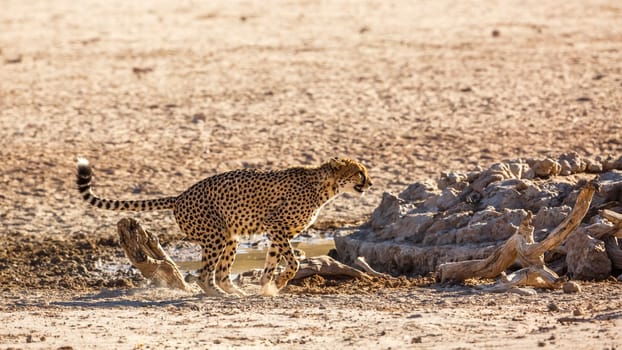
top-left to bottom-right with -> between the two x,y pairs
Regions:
335,153 -> 622,280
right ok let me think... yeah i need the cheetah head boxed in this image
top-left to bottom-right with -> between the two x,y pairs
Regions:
328,157 -> 373,194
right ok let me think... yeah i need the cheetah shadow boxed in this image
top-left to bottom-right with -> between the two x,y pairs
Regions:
49,287 -> 229,309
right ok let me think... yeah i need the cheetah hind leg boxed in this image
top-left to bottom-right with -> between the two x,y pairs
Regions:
196,245 -> 228,297
215,238 -> 247,296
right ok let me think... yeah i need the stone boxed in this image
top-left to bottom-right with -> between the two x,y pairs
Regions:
399,180 -> 439,202
530,158 -> 562,178
370,192 -> 403,230
336,154 -> 622,281
562,281 -> 581,293
565,231 -> 611,280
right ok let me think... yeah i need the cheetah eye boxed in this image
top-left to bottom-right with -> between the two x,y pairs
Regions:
358,171 -> 366,183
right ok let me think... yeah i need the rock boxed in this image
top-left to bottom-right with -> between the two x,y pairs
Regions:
481,179 -> 530,209
426,211 -> 472,235
191,113 -> 206,124
559,152 -> 587,175
438,171 -> 472,190
563,281 -> 582,293
379,213 -> 435,242
565,231 -> 611,280
532,206 -> 571,232
336,153 -> 622,280
435,186 -> 464,211
600,155 -> 622,171
547,302 -> 560,312
334,234 -> 498,276
469,161 -> 529,195
530,158 -> 562,178
399,180 -> 439,202
586,159 -> 603,173
456,209 -> 527,244
370,192 -> 403,230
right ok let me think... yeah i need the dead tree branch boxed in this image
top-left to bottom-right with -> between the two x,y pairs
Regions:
437,180 -> 597,289
117,218 -> 190,291
294,255 -> 373,280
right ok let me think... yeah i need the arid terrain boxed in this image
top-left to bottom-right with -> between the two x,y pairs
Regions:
1,0 -> 621,349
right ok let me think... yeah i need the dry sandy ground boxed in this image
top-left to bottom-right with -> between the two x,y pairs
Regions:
1,282 -> 621,350
1,0 -> 622,349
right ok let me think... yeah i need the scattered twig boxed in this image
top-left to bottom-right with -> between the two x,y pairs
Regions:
557,317 -> 592,324
355,256 -> 394,279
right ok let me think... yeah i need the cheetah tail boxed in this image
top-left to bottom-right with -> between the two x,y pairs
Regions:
76,157 -> 177,211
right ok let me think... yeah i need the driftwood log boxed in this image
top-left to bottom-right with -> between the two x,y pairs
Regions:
436,180 -> 597,290
292,255 -> 392,280
294,256 -> 372,280
117,218 -> 191,291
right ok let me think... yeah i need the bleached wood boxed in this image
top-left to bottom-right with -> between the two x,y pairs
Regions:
117,218 -> 191,291
437,180 -> 596,289
294,255 -> 373,280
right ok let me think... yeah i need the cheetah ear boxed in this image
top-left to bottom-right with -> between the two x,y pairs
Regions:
329,157 -> 342,169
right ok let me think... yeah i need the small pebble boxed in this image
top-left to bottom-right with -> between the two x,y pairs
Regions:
5,55 -> 22,64
562,281 -> 581,293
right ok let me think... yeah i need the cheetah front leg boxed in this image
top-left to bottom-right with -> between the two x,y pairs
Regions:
275,240 -> 299,290
260,232 -> 299,295
215,237 -> 247,296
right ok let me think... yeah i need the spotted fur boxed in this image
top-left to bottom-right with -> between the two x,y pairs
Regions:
76,157 -> 372,296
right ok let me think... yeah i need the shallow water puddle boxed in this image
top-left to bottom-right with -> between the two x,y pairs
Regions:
176,238 -> 336,274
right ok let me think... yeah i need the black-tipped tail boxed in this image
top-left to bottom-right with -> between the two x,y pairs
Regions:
76,157 -> 94,202
75,157 -> 177,211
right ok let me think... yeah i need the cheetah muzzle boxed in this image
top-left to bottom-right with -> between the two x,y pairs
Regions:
75,157 -> 372,297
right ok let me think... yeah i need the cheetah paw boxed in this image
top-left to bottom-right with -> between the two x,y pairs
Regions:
260,281 -> 279,297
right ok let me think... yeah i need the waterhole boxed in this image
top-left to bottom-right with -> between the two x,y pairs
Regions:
175,238 -> 336,274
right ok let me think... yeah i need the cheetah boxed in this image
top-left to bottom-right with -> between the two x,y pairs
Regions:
76,157 -> 372,296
